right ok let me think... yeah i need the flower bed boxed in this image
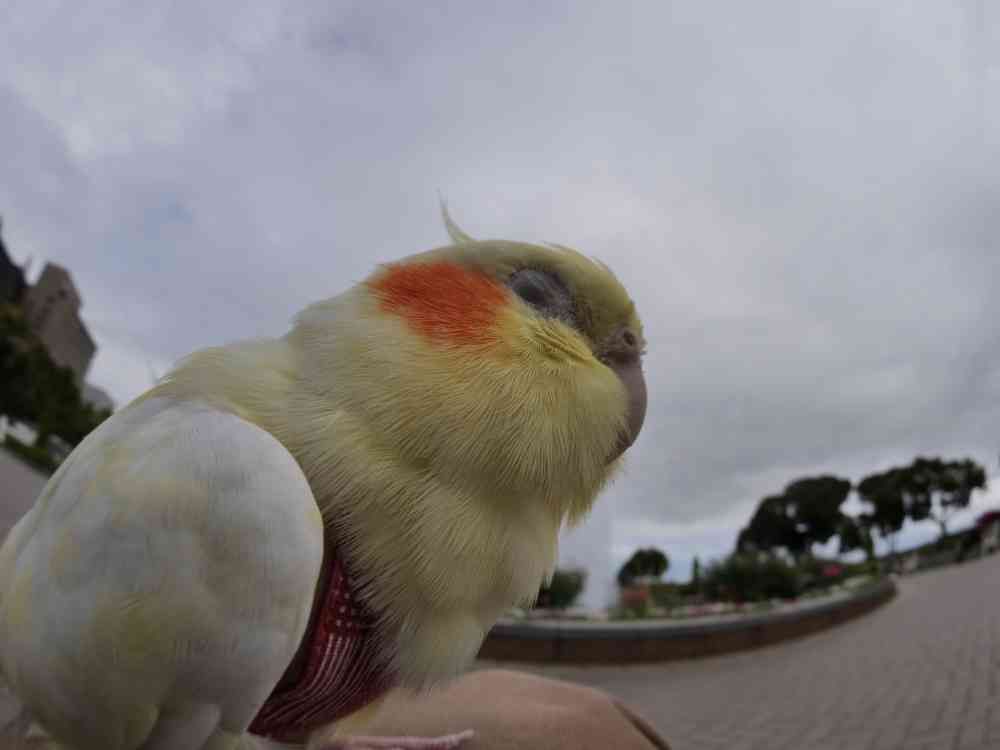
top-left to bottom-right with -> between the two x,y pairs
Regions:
506,575 -> 879,625
479,576 -> 896,664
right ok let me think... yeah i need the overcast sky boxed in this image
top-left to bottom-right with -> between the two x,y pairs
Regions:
3,1 -> 999,607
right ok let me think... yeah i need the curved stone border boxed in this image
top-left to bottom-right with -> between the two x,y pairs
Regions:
478,578 -> 897,663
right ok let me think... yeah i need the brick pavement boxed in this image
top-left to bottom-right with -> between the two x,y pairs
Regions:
2,451 -> 998,749
480,555 -> 1000,749
0,449 -> 47,536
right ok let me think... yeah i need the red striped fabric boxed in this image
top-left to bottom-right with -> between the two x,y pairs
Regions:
248,554 -> 396,740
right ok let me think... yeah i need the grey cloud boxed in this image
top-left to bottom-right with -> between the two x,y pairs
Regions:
2,1 -> 998,597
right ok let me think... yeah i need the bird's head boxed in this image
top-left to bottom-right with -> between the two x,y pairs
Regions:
290,208 -> 646,523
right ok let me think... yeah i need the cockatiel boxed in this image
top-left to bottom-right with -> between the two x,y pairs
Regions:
0,208 -> 647,750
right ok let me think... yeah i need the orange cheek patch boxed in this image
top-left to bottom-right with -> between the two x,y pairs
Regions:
369,261 -> 511,346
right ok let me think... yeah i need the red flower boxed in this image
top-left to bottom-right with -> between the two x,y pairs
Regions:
621,587 -> 650,606
822,564 -> 843,578
976,510 -> 1000,529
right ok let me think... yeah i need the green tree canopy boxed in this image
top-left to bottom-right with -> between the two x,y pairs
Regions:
702,553 -> 800,603
837,514 -> 874,559
857,457 -> 987,543
0,305 -> 111,454
737,475 -> 852,560
537,569 -> 586,609
617,547 -> 669,587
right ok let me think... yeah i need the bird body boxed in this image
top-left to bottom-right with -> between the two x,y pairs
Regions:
0,395 -> 324,749
0,215 -> 646,749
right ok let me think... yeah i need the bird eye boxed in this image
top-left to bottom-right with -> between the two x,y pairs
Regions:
509,269 -> 552,308
507,268 -> 576,326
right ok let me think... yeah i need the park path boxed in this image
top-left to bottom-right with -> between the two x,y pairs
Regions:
483,555 -> 1000,749
0,448 -> 47,536
2,451 -> 999,748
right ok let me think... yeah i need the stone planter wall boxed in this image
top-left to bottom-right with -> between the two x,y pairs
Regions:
478,578 -> 896,664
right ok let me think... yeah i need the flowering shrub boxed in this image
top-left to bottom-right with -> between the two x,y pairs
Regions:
620,585 -> 651,615
822,563 -> 844,579
701,554 -> 800,603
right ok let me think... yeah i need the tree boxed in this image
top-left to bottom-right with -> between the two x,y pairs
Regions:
536,569 -> 587,609
0,306 -> 36,422
617,547 -> 669,587
856,468 -> 907,555
784,477 -> 852,548
737,495 -> 797,557
0,337 -> 33,422
837,514 -> 874,560
737,476 -> 852,561
1,305 -> 112,459
858,457 -> 987,545
681,555 -> 703,596
901,457 -> 986,539
33,357 -> 82,449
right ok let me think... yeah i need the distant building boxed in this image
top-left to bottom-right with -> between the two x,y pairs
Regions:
83,382 -> 115,413
0,219 -> 28,304
22,263 -> 97,385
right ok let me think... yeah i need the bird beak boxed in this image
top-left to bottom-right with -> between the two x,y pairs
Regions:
601,329 -> 646,463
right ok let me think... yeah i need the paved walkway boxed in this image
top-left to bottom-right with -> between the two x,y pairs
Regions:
2,452 -> 999,748
484,556 -> 1000,749
0,448 -> 47,536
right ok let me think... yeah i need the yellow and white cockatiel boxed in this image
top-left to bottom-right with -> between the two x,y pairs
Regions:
0,208 -> 647,750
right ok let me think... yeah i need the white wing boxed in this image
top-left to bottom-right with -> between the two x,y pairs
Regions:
0,396 -> 324,750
